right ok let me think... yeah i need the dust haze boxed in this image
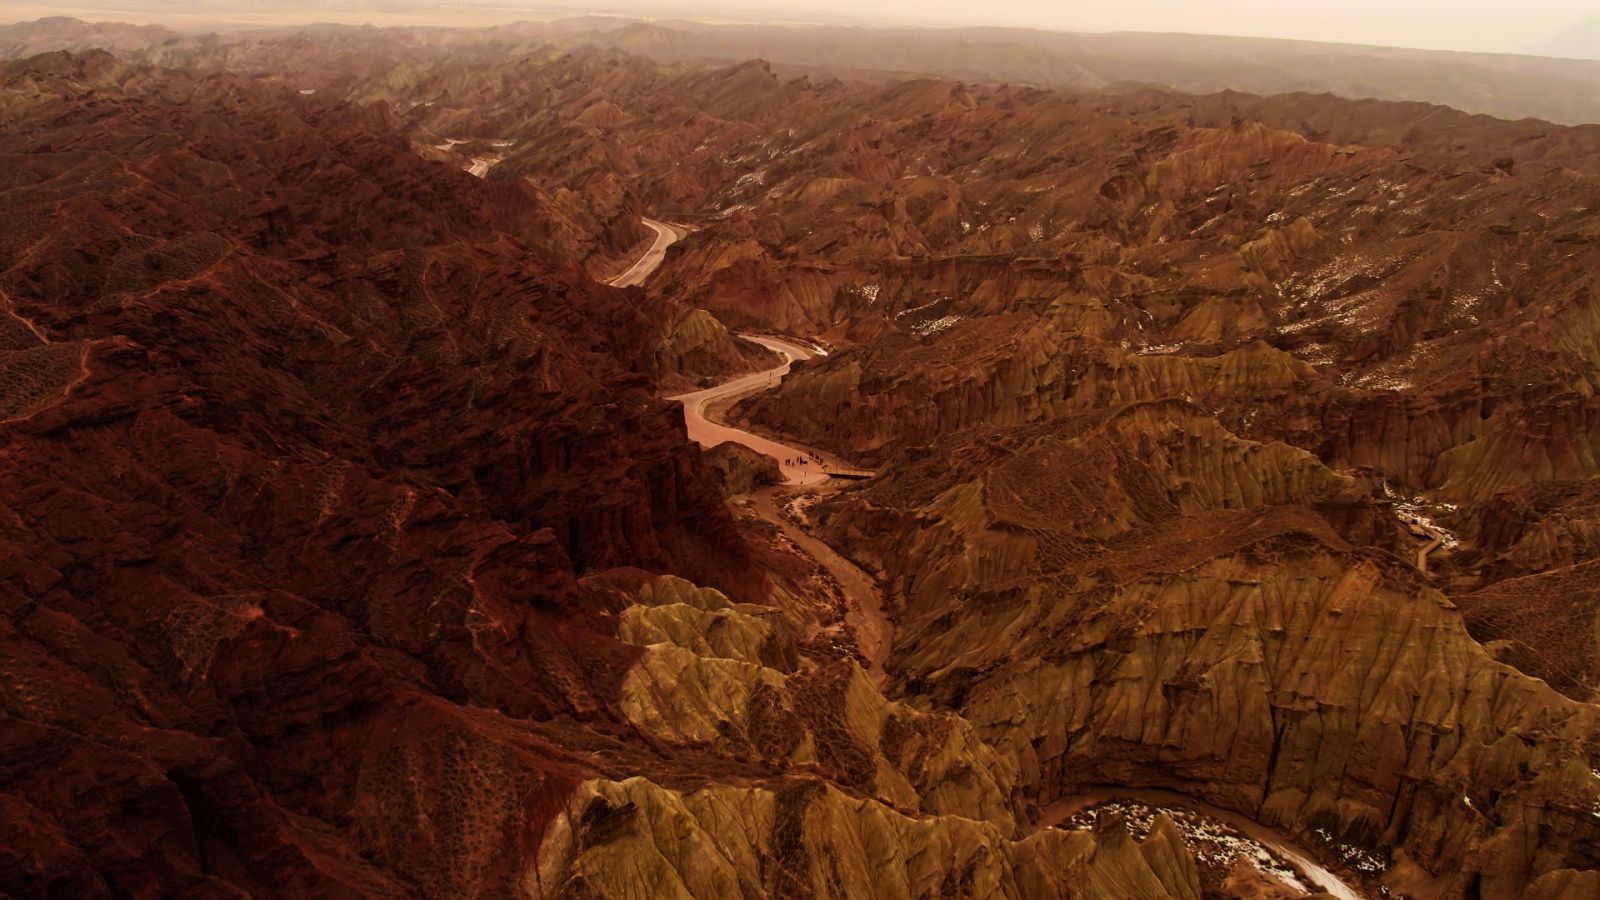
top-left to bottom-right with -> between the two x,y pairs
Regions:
9,0 -> 1600,58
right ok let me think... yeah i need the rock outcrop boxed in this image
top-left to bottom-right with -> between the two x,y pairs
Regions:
654,306 -> 779,390
817,413 -> 1600,898
705,441 -> 784,496
537,777 -> 1204,900
0,55 -> 762,895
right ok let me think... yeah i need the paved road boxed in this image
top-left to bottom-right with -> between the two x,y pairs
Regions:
605,217 -> 829,483
611,215 -> 890,677
669,335 -> 841,485
609,218 -> 681,288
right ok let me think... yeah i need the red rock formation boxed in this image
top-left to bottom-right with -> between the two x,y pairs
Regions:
0,53 -> 758,894
8,29 -> 1600,898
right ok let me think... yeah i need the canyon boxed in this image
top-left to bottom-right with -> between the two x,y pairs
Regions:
2,15 -> 1600,900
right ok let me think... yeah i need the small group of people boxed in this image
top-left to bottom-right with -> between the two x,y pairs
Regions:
781,453 -> 823,468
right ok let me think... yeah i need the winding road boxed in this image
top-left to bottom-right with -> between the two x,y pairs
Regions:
608,216 -> 842,484
1036,788 -> 1366,900
670,335 -> 838,486
609,218 -> 682,288
669,333 -> 891,679
610,212 -> 1356,890
607,216 -> 892,678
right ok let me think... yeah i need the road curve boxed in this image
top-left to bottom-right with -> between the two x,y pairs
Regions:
611,219 -> 890,674
1036,788 -> 1366,900
606,217 -> 830,484
609,218 -> 680,288
669,335 -> 836,485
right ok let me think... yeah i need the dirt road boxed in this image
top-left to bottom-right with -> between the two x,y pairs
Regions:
749,487 -> 892,683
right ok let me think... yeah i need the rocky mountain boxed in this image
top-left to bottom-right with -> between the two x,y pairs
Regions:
4,22 -> 1600,900
11,15 -> 1600,124
539,20 -> 1600,126
0,44 -> 1209,900
0,16 -> 179,59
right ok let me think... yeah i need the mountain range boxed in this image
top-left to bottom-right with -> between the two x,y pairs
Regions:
3,15 -> 1600,900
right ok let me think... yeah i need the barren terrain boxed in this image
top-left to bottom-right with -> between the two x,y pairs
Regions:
3,16 -> 1600,900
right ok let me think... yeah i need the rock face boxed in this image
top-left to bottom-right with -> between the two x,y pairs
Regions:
705,440 -> 784,496
337,45 -> 1600,897
655,306 -> 780,390
580,73 -> 1600,896
813,409 -> 1600,898
0,54 -> 765,896
545,571 -> 1206,899
1457,560 -> 1600,700
537,778 -> 1204,899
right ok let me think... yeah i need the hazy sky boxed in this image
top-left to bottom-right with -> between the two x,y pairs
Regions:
11,1 -> 1600,57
